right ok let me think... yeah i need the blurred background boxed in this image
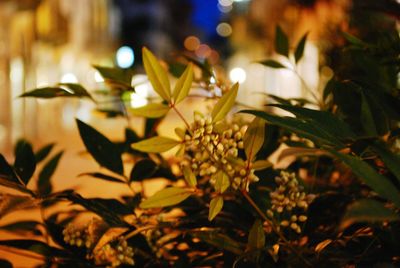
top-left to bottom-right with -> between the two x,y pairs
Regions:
0,0 -> 399,265
0,0 -> 399,156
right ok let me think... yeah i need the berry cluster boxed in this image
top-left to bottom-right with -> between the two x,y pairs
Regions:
183,113 -> 258,190
94,237 -> 134,267
63,222 -> 94,249
267,171 -> 314,233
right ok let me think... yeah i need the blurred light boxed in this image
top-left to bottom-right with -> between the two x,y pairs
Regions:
209,50 -> 220,65
61,73 -> 78,83
216,23 -> 232,37
229,67 -> 246,83
218,0 -> 233,6
210,77 -> 216,83
233,0 -> 249,2
94,71 -> 105,83
130,93 -> 148,108
116,46 -> 134,69
195,44 -> 211,59
184,36 -> 200,51
217,3 -> 233,13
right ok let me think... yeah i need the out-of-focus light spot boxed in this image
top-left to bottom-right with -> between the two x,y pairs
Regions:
61,73 -> 78,83
94,71 -> 104,83
229,67 -> 246,83
233,0 -> 249,2
210,77 -> 216,83
208,50 -> 220,65
184,36 -> 200,51
321,66 -> 334,79
116,46 -> 134,69
216,22 -> 232,37
195,44 -> 211,59
217,3 -> 233,13
218,0 -> 233,6
130,93 -> 148,108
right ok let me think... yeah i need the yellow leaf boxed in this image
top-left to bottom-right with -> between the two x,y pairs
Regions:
183,166 -> 197,187
174,127 -> 186,139
214,171 -> 230,193
139,187 -> 192,209
208,196 -> 223,221
132,136 -> 180,153
248,219 -> 265,250
142,47 -> 171,101
251,160 -> 272,170
243,117 -> 265,161
211,83 -> 239,122
172,63 -> 193,104
130,103 -> 170,118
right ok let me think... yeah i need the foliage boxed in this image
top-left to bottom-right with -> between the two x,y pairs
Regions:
0,26 -> 399,268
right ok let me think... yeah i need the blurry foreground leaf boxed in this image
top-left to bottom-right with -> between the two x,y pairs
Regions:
248,219 -> 265,250
131,136 -> 180,153
13,140 -> 36,185
37,151 -> 63,196
130,103 -> 170,118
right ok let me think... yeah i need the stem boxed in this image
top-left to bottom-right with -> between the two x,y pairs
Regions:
171,105 -> 191,131
124,225 -> 157,240
290,67 -> 323,108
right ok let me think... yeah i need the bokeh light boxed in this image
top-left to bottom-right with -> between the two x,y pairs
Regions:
229,67 -> 246,83
184,36 -> 200,51
61,73 -> 78,83
116,46 -> 134,69
216,22 -> 232,37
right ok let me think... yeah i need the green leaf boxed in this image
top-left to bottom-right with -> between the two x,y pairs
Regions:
360,93 -> 377,136
34,143 -> 55,163
208,196 -> 223,221
130,103 -> 170,118
76,119 -> 123,175
0,154 -> 20,184
0,240 -> 68,258
62,192 -> 126,226
182,166 -> 197,187
214,171 -> 230,193
294,32 -> 308,63
242,110 -> 340,147
251,160 -> 272,170
130,159 -> 158,182
131,136 -> 180,153
340,199 -> 400,230
243,117 -> 265,161
248,219 -> 265,250
172,63 -> 193,104
37,151 -> 63,196
269,104 -> 356,140
58,83 -> 94,100
142,47 -> 171,101
259,60 -> 286,69
275,25 -> 289,57
193,231 -> 243,255
329,150 -> 400,207
79,172 -> 125,183
139,187 -> 192,209
13,140 -> 36,185
93,65 -> 134,90
342,32 -> 368,47
211,83 -> 239,122
371,142 -> 400,184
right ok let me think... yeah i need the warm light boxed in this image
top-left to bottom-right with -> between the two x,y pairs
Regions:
61,73 -> 78,83
217,3 -> 233,13
116,46 -> 134,69
94,71 -> 104,83
130,93 -> 148,108
218,0 -> 233,6
229,67 -> 246,83
233,0 -> 249,2
216,23 -> 232,37
184,36 -> 200,51
195,44 -> 211,59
